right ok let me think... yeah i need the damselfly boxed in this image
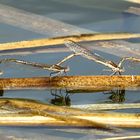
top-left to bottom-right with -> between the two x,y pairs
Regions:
0,58 -> 69,76
57,40 -> 124,75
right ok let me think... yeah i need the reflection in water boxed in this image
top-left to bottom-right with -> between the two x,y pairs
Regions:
0,89 -> 4,96
105,89 -> 125,103
50,89 -> 71,106
68,89 -> 126,104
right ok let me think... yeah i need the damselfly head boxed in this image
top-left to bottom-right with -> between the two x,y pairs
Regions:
64,40 -> 74,45
113,66 -> 125,74
107,61 -> 125,73
64,40 -> 77,50
62,66 -> 70,72
52,64 -> 69,72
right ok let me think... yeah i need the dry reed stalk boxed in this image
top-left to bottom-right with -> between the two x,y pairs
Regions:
0,98 -> 114,130
0,98 -> 140,128
0,98 -> 84,115
0,33 -> 140,51
0,75 -> 140,90
102,135 -> 140,140
124,0 -> 140,4
72,103 -> 140,111
0,112 -> 140,128
125,7 -> 140,15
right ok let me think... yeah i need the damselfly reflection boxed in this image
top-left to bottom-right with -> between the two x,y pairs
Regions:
0,58 -> 69,76
50,89 -> 71,106
104,89 -> 125,103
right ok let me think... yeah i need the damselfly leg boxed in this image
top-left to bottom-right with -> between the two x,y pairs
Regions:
118,57 -> 140,68
56,53 -> 77,66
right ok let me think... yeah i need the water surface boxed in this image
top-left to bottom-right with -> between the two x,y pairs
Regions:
0,0 -> 140,139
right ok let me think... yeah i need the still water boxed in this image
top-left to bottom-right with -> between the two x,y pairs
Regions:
0,0 -> 140,139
